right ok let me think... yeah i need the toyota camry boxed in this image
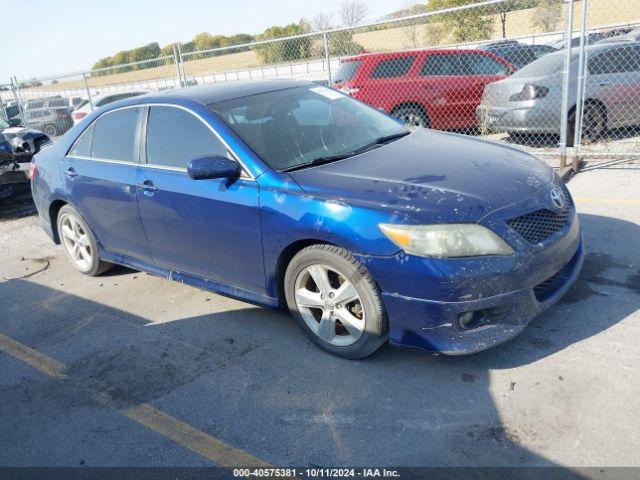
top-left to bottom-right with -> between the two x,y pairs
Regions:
31,79 -> 583,359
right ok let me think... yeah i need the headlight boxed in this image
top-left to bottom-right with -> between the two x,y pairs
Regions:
379,223 -> 514,258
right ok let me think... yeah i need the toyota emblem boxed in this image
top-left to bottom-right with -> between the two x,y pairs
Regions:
550,188 -> 565,209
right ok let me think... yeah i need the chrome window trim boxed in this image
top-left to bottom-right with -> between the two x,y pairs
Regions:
66,155 -> 137,167
67,102 -> 254,181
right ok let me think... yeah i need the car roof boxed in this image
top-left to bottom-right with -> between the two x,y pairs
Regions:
340,48 -> 491,63
147,79 -> 312,105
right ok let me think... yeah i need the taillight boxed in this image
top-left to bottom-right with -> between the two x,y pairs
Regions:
509,84 -> 549,102
72,111 -> 87,121
57,114 -> 66,120
28,162 -> 37,181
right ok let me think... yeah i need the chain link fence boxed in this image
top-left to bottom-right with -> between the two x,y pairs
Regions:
2,0 -> 640,170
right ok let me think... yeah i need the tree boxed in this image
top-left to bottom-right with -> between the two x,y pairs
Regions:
428,0 -> 494,43
531,0 -> 563,33
339,0 -> 369,27
255,20 -> 313,64
495,0 -> 537,38
312,12 -> 335,32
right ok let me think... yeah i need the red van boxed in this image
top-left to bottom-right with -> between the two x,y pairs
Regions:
333,49 -> 515,131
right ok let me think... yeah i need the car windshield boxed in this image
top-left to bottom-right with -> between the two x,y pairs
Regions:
211,86 -> 407,171
334,60 -> 362,83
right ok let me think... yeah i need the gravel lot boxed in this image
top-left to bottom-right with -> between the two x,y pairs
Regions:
0,165 -> 639,469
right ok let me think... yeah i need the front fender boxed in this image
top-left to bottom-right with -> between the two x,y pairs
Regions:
257,171 -> 401,298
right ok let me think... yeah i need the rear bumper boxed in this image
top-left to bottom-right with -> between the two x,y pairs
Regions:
477,104 -> 561,134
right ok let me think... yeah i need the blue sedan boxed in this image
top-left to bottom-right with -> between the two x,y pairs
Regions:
30,80 -> 583,358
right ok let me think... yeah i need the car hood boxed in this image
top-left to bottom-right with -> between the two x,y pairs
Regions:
288,129 -> 554,224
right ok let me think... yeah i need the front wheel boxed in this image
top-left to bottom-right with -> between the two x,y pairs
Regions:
284,244 -> 387,359
57,205 -> 113,276
567,103 -> 606,147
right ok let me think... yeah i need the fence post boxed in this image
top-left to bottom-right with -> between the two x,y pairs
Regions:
558,0 -> 575,171
572,0 -> 590,173
177,43 -> 187,86
82,73 -> 94,112
11,77 -> 25,122
323,31 -> 332,86
172,44 -> 183,87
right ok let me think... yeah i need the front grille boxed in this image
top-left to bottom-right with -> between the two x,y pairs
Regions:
507,186 -> 571,244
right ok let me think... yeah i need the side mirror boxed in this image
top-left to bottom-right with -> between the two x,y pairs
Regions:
505,65 -> 515,76
187,155 -> 241,180
9,117 -> 22,127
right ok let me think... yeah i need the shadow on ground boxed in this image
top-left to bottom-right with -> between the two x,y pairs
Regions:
0,213 -> 637,469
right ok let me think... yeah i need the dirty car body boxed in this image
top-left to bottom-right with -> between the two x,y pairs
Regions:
31,80 -> 583,356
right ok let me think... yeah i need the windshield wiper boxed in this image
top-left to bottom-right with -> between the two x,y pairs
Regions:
281,130 -> 411,173
281,153 -> 353,172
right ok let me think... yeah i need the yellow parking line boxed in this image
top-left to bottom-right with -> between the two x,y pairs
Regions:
0,332 -> 269,467
0,333 -> 66,379
574,197 -> 640,205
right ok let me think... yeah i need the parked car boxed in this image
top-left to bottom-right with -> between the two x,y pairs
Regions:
477,42 -> 640,145
548,27 -> 635,49
596,27 -> 640,44
481,43 -> 557,69
333,49 -> 515,130
31,80 -> 582,359
1,111 -> 49,199
21,108 -> 73,137
71,91 -> 147,124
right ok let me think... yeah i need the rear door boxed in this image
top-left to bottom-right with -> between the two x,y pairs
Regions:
417,53 -> 471,130
65,107 -> 152,260
459,52 -> 511,128
135,105 -> 265,293
587,45 -> 640,127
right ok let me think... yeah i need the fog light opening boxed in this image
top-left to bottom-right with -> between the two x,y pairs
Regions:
458,309 -> 488,330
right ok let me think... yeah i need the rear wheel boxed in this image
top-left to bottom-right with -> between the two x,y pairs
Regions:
567,103 -> 606,146
284,244 -> 387,359
393,105 -> 429,128
57,205 -> 112,276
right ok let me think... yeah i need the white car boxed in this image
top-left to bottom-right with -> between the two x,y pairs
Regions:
71,91 -> 147,125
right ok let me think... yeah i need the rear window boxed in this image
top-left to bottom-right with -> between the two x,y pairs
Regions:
493,48 -> 537,67
91,107 -> 140,162
512,51 -> 571,78
49,99 -> 68,108
334,60 -> 362,83
370,56 -> 416,79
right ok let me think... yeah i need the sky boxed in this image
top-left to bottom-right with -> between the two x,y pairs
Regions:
2,0 -> 407,82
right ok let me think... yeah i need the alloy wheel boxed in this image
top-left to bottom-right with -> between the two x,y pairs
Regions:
294,264 -> 365,346
60,213 -> 93,270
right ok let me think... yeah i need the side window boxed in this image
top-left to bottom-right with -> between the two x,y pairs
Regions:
464,53 -> 508,75
69,125 -> 93,157
589,47 -> 640,74
91,108 -> 140,162
370,56 -> 416,79
420,55 -> 466,76
146,106 -> 230,169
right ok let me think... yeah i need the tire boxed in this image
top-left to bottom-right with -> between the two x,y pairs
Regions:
284,244 -> 388,359
567,103 -> 606,147
392,105 -> 430,128
57,205 -> 113,276
43,124 -> 58,137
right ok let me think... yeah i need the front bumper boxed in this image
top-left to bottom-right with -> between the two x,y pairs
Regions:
379,240 -> 583,354
358,197 -> 583,354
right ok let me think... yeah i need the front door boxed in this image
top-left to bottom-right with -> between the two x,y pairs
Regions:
135,105 -> 265,294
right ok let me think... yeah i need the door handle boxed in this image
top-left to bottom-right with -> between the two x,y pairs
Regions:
64,167 -> 77,178
599,82 -> 612,87
136,181 -> 158,192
